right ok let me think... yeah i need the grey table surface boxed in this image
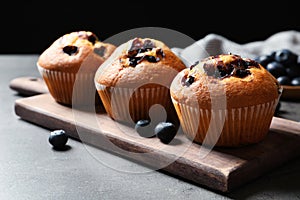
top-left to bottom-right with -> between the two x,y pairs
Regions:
1,55 -> 300,200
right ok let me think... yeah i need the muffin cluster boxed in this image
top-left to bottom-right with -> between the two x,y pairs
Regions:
37,32 -> 282,147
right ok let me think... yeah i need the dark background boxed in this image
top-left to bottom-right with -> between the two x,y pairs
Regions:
2,1 -> 300,54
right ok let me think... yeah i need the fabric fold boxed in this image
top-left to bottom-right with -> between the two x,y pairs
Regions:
172,30 -> 300,66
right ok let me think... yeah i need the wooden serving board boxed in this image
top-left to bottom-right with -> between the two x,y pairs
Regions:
14,92 -> 300,193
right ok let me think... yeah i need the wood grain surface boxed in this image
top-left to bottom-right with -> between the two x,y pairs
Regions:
9,76 -> 48,96
14,93 -> 300,193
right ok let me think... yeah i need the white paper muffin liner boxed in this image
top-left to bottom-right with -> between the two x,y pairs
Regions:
171,98 -> 280,147
38,65 -> 96,106
95,82 -> 174,124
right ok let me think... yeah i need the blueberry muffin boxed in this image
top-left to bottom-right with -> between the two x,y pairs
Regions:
94,37 -> 187,125
170,53 -> 282,147
37,30 -> 116,106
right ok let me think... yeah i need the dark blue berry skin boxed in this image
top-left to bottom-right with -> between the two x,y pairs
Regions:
286,64 -> 300,79
154,122 -> 177,144
63,46 -> 78,56
291,77 -> 300,86
269,51 -> 277,58
256,49 -> 300,86
274,49 -> 298,65
266,61 -> 287,78
135,120 -> 155,138
254,54 -> 274,68
49,130 -> 68,149
277,76 -> 291,85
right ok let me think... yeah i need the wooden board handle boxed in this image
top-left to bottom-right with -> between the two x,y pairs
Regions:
9,76 -> 48,96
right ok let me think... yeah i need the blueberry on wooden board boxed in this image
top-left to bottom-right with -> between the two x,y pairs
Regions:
135,119 -> 156,138
49,130 -> 68,149
154,122 -> 177,144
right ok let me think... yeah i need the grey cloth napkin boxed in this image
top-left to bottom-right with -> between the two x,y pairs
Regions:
172,30 -> 300,67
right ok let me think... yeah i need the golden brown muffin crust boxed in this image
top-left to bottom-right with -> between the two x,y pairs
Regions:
170,54 -> 281,109
95,37 -> 187,88
37,31 -> 116,73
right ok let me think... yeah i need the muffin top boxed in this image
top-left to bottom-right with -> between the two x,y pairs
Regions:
95,37 -> 187,88
37,31 -> 116,73
170,54 -> 282,108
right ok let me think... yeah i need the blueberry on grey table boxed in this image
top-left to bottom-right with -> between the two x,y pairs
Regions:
49,129 -> 69,149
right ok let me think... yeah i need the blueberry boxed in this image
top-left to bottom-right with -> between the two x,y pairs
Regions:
185,75 -> 195,86
154,122 -> 177,144
63,45 -> 78,56
135,119 -> 155,138
235,69 -> 250,78
291,77 -> 300,86
254,54 -> 274,68
129,57 -> 140,67
94,46 -> 106,57
266,61 -> 287,78
49,130 -> 68,149
286,64 -> 300,79
269,51 -> 277,58
274,49 -> 298,65
146,55 -> 158,62
277,76 -> 291,85
87,33 -> 98,45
